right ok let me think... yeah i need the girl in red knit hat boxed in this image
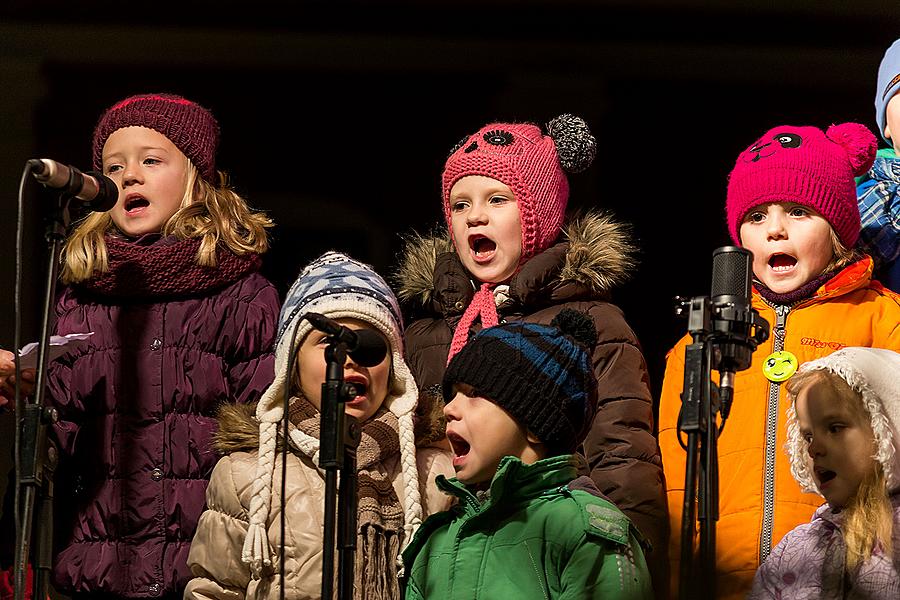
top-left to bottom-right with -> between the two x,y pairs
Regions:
0,93 -> 280,599
657,122 -> 900,599
394,114 -> 670,597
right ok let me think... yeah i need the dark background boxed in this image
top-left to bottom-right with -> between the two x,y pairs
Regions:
0,2 -> 898,592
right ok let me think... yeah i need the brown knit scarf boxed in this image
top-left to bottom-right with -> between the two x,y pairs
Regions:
82,234 -> 261,298
289,395 -> 404,600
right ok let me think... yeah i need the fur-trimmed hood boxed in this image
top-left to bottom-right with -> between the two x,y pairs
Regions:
395,211 -> 638,313
213,402 -> 261,454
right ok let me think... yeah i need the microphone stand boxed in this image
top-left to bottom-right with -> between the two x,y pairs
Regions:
674,291 -> 769,600
319,339 -> 362,600
13,186 -> 73,600
674,297 -> 718,600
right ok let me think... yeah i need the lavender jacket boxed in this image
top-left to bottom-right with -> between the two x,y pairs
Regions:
45,268 -> 279,598
749,494 -> 900,599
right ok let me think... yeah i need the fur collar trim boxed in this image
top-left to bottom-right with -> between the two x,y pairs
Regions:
394,211 -> 637,308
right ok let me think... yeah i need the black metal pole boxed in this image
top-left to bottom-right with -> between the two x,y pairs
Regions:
319,342 -> 361,600
320,344 -> 346,600
337,417 -> 359,600
14,194 -> 67,600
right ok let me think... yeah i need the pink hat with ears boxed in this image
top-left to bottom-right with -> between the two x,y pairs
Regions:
725,123 -> 877,248
441,115 -> 597,261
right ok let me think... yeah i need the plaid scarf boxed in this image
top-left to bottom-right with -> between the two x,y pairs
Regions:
289,395 -> 404,600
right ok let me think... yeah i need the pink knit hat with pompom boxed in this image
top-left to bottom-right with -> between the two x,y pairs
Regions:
726,123 -> 877,248
442,115 -> 596,261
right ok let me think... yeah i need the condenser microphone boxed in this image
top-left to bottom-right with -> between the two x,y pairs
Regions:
709,246 -> 768,420
303,312 -> 389,367
27,158 -> 118,212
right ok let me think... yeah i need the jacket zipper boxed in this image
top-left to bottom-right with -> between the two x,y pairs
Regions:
759,303 -> 790,563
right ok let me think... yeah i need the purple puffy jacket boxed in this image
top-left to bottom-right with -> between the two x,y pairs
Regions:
44,252 -> 278,598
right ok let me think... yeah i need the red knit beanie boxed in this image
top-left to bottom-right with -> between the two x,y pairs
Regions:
442,114 -> 596,261
725,123 -> 877,248
92,93 -> 220,182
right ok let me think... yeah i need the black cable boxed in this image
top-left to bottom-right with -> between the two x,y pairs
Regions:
13,162 -> 30,600
279,323 -> 302,600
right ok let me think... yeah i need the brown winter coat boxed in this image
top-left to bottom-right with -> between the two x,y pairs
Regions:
183,403 -> 453,599
395,212 -> 670,596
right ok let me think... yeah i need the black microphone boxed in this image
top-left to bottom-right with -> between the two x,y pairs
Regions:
709,246 -> 769,420
27,158 -> 119,212
303,312 -> 389,367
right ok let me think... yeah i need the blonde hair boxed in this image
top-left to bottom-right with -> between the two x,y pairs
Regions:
824,226 -> 862,274
785,370 -> 893,572
60,164 -> 273,284
843,465 -> 893,572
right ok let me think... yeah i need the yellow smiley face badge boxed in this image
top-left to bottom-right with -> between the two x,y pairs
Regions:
762,351 -> 798,382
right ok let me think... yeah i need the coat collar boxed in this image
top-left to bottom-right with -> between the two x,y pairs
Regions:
435,454 -> 579,513
395,211 -> 637,317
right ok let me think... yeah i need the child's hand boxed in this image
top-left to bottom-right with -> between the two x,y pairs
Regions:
0,349 -> 36,405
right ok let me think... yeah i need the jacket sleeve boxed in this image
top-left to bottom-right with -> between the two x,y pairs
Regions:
856,172 -> 900,265
184,455 -> 251,599
579,304 -> 669,596
224,282 -> 279,405
874,291 -> 900,349
45,296 -> 87,458
559,534 -> 653,600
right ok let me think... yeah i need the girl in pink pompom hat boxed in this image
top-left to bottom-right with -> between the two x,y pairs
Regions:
394,114 -> 671,597
658,122 -> 900,599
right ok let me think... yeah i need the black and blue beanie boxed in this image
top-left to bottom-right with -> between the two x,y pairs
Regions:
442,308 -> 599,454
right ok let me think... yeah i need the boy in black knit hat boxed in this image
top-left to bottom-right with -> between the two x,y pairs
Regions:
400,310 -> 652,599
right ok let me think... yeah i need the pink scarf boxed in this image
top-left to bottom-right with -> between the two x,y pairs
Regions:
446,282 -> 499,364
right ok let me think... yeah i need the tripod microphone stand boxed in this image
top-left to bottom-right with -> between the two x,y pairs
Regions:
674,247 -> 769,600
13,184 -> 71,600
319,338 -> 362,600
299,313 -> 392,600
13,160 -> 117,600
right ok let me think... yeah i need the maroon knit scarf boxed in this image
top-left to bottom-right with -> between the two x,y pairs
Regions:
753,269 -> 838,306
81,234 -> 261,298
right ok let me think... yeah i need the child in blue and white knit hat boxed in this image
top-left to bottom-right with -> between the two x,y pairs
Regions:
857,37 -> 900,292
185,251 -> 453,599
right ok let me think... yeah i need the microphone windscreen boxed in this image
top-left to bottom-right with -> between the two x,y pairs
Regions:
350,328 -> 388,367
711,246 -> 752,305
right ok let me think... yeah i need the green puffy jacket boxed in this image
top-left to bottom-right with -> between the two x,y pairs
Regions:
401,455 -> 653,599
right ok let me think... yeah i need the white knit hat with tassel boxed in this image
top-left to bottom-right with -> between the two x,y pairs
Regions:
785,347 -> 900,497
241,251 -> 423,578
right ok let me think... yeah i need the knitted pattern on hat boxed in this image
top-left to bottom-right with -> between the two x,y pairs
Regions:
725,123 -> 877,248
442,308 -> 599,454
442,114 -> 596,262
92,93 -> 220,181
242,251 -> 422,578
876,38 -> 900,144
785,347 -> 900,495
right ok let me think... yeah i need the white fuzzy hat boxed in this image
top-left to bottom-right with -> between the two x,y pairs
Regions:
786,347 -> 900,497
241,251 -> 423,577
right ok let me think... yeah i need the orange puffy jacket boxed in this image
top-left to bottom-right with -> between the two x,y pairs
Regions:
658,257 -> 900,599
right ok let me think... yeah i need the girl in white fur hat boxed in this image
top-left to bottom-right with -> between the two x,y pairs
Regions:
184,251 -> 453,599
750,347 -> 900,599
